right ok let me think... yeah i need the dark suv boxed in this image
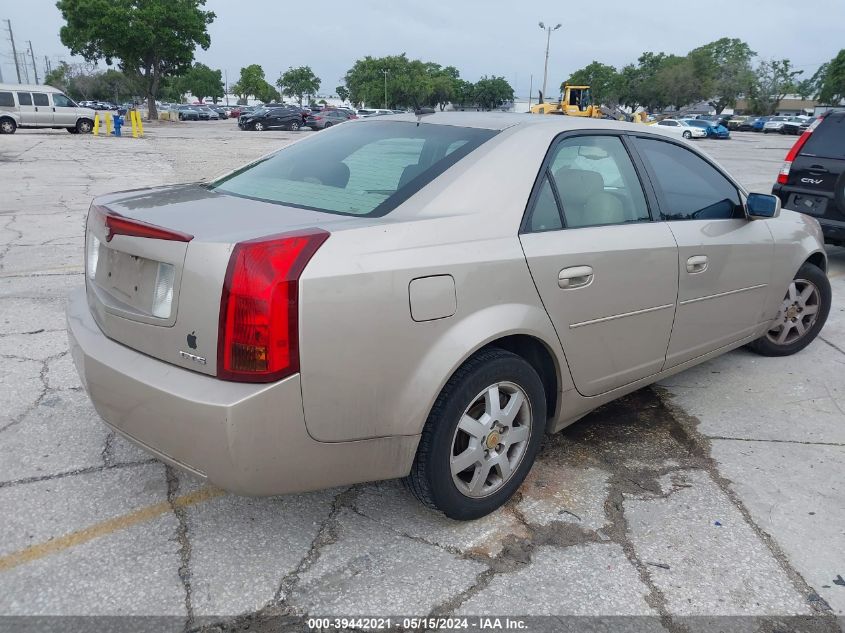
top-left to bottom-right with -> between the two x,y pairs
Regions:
238,106 -> 304,131
773,110 -> 845,244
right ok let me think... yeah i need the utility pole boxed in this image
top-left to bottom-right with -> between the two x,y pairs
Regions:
528,74 -> 533,110
4,19 -> 22,83
382,69 -> 388,109
538,21 -> 561,101
27,41 -> 38,84
44,56 -> 51,77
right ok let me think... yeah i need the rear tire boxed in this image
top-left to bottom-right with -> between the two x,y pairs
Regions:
289,120 -> 301,131
0,117 -> 17,134
404,348 -> 546,520
748,263 -> 830,357
324,121 -> 332,128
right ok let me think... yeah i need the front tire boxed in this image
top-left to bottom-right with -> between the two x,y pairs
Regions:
76,119 -> 93,134
404,348 -> 546,520
748,263 -> 830,357
252,121 -> 265,131
0,117 -> 17,134
682,130 -> 692,139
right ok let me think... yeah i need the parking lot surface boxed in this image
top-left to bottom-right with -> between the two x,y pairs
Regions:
1,121 -> 843,632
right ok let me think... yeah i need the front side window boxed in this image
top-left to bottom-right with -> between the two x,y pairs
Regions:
17,92 -> 32,106
546,135 -> 650,229
634,137 -> 743,220
211,121 -> 497,217
32,93 -> 49,106
52,94 -> 75,108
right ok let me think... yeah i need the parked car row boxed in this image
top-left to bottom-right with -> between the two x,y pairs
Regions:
653,117 -> 730,139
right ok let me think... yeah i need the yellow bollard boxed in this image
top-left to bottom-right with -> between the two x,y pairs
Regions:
136,111 -> 144,138
93,113 -> 100,136
130,110 -> 138,138
105,112 -> 112,136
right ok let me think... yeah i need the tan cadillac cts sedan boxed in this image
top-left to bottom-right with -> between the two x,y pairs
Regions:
67,113 -> 831,519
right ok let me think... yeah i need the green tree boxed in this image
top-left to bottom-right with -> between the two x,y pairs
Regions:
56,0 -> 215,119
819,50 -> 845,104
344,54 -> 433,109
452,79 -> 476,108
336,85 -> 350,103
565,61 -> 620,105
473,76 -> 514,110
233,64 -> 268,101
749,59 -> 803,115
255,80 -> 281,104
180,62 -> 224,103
688,38 -> 756,113
277,66 -> 321,106
796,63 -> 827,99
654,57 -> 703,110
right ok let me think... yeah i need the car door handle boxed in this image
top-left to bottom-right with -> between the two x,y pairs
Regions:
686,255 -> 708,274
558,266 -> 594,289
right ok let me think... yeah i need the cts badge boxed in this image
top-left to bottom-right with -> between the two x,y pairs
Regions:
179,350 -> 207,365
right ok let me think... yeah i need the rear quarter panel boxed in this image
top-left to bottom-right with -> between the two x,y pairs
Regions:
298,124 -> 574,442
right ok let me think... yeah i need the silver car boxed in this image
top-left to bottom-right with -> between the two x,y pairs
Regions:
67,113 -> 830,519
0,83 -> 95,134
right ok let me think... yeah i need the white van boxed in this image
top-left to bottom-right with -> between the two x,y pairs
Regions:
0,83 -> 96,134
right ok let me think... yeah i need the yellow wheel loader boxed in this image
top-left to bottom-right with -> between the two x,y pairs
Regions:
530,84 -> 649,123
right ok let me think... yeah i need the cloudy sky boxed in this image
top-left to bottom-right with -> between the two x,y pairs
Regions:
1,0 -> 842,97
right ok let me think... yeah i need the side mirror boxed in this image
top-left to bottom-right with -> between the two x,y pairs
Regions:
747,193 -> 781,219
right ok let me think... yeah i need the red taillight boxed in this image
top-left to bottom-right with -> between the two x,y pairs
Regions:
217,229 -> 329,383
91,205 -> 193,242
777,118 -> 821,185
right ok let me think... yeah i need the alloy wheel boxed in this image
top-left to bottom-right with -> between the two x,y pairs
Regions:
449,381 -> 532,498
766,278 -> 821,346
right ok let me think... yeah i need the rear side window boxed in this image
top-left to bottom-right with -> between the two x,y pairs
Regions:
32,93 -> 49,106
0,92 -> 13,107
802,113 -> 845,159
548,135 -> 650,228
635,137 -> 743,220
211,121 -> 497,217
17,92 -> 32,106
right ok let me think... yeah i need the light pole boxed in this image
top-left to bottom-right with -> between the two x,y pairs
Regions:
382,69 -> 388,109
538,21 -> 561,100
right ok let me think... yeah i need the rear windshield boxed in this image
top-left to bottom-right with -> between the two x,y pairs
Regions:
211,120 -> 497,217
802,113 -> 845,159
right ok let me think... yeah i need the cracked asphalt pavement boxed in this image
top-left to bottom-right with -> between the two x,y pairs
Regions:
0,122 -> 843,632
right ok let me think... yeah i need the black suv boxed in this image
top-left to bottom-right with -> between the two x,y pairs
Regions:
773,110 -> 845,244
238,106 -> 304,131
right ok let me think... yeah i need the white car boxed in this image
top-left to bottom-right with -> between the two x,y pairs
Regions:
654,118 -> 707,139
763,116 -> 792,133
356,108 -> 394,118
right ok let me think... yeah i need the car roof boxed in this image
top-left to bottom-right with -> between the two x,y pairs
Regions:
0,83 -> 63,93
376,111 -> 656,132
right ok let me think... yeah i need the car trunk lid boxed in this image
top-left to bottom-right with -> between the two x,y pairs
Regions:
85,184 -> 389,376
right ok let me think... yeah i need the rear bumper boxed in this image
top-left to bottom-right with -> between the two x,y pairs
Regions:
66,288 -> 418,496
